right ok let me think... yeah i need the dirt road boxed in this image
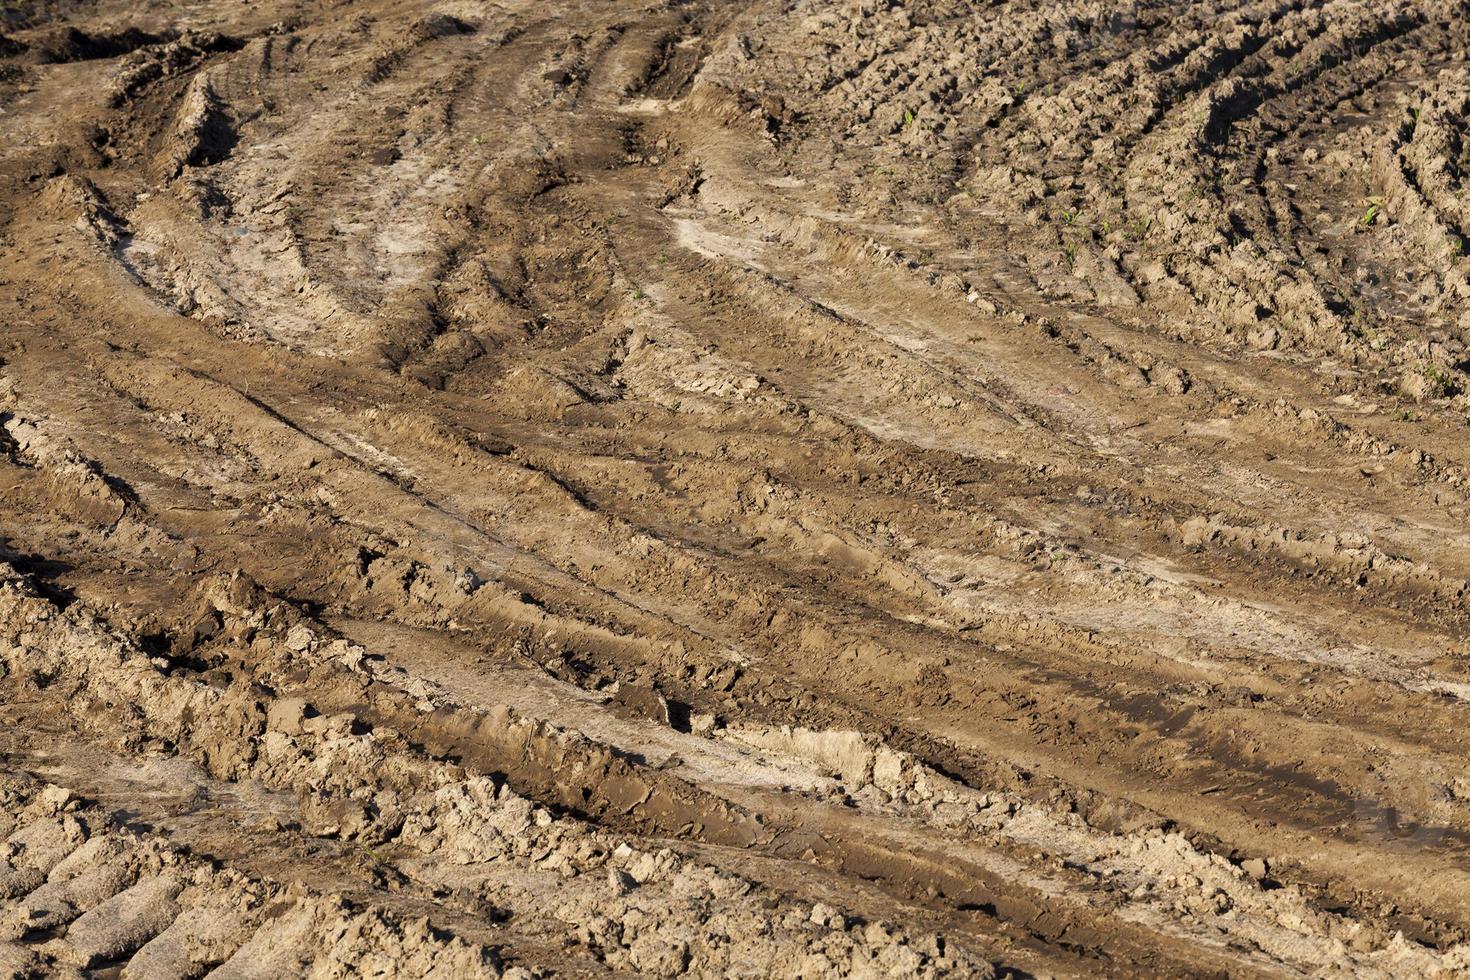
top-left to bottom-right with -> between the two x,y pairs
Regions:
3,0 -> 1470,975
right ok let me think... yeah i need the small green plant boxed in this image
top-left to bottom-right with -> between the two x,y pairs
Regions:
1345,306 -> 1365,338
631,288 -> 646,300
1421,362 -> 1458,398
903,108 -> 915,128
1360,197 -> 1384,227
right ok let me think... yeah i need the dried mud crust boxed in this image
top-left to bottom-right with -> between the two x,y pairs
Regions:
0,770 -> 501,979
4,0 -> 1470,976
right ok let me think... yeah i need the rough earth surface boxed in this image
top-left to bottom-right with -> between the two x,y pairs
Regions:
3,0 -> 1470,975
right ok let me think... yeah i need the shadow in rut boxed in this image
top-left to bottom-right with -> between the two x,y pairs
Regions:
0,539 -> 76,608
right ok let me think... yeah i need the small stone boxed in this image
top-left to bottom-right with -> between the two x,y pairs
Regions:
454,568 -> 483,594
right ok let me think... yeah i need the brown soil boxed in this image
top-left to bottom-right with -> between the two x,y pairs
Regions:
2,0 -> 1470,975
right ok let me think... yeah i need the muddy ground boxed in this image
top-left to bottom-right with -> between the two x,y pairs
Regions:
2,0 -> 1470,975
